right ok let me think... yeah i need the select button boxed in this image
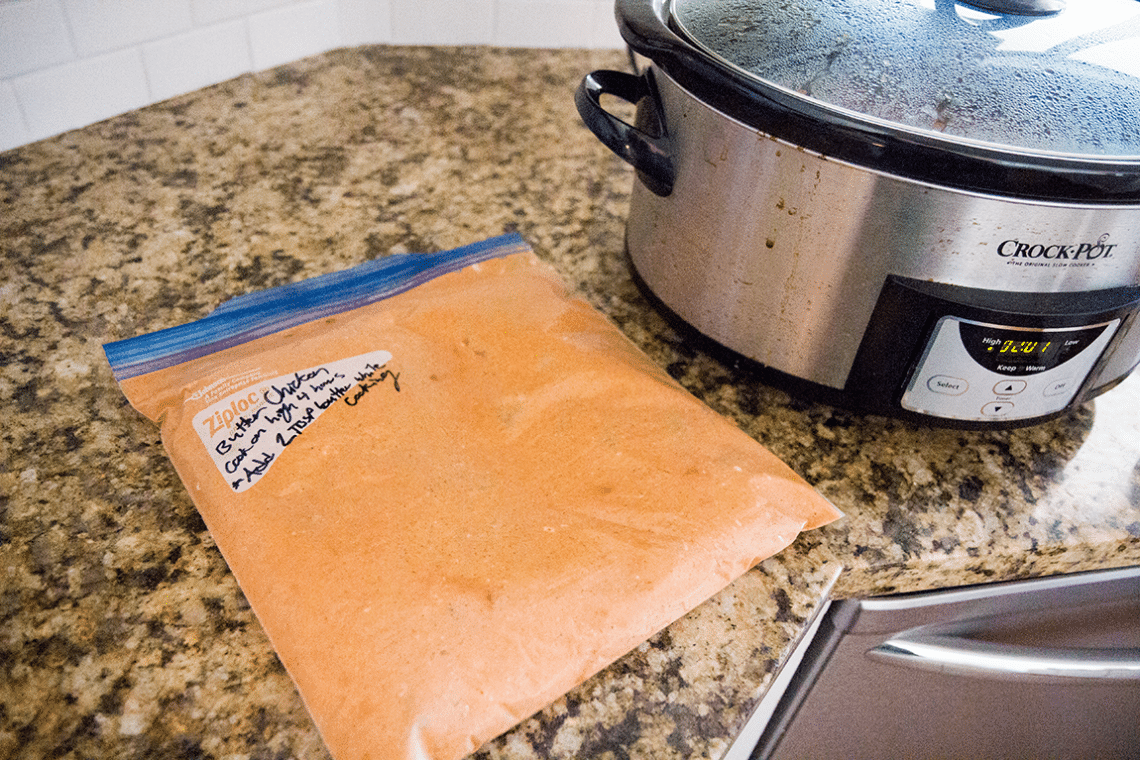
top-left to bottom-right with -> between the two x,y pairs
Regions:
927,375 -> 969,396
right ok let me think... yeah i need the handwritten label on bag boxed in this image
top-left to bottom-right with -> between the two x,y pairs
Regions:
193,350 -> 398,492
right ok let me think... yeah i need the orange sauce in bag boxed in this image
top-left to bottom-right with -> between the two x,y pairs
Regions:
109,237 -> 840,760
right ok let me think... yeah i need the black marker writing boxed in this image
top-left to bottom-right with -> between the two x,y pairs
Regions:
199,351 -> 395,492
346,363 -> 401,406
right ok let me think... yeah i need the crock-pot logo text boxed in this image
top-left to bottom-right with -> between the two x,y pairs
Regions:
997,233 -> 1117,262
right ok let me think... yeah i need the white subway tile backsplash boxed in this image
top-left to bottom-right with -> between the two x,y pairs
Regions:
14,47 -> 150,141
0,0 -> 75,79
494,0 -> 593,48
0,0 -> 625,152
390,0 -> 495,45
248,0 -> 341,70
143,20 -> 252,102
63,0 -> 193,56
337,0 -> 391,46
591,0 -> 623,48
191,0 -> 294,26
0,79 -> 31,152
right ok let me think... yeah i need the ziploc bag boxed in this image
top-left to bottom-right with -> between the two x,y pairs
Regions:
104,234 -> 841,760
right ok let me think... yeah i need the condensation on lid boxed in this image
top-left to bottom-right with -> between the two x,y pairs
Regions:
671,0 -> 1140,158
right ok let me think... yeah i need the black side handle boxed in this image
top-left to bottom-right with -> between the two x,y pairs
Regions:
575,69 -> 674,197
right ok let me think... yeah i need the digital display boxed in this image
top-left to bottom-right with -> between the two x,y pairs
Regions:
959,322 -> 1108,376
992,338 -> 1053,358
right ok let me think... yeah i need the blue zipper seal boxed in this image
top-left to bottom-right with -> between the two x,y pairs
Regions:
104,233 -> 531,381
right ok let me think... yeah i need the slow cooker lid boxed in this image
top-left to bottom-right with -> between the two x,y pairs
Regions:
670,0 -> 1140,160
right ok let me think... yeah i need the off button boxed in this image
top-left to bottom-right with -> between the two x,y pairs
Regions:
927,375 -> 969,395
1044,377 -> 1075,397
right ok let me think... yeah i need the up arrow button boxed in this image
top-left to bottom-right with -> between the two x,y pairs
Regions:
993,379 -> 1028,395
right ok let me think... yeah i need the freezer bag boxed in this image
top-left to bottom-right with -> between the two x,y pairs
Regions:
104,233 -> 841,760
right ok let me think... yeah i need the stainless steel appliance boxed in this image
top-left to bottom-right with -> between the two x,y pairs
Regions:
725,565 -> 1140,759
577,0 -> 1140,428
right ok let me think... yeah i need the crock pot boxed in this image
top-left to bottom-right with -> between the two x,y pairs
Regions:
577,0 -> 1140,428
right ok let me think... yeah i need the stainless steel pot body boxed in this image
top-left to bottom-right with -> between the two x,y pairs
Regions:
626,67 -> 1140,393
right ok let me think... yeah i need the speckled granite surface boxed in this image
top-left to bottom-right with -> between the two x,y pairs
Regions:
2,45 -> 1138,760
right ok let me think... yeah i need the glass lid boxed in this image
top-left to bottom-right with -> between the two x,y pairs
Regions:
670,0 -> 1140,159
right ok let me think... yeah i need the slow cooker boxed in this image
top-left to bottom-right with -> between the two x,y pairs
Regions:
577,0 -> 1140,428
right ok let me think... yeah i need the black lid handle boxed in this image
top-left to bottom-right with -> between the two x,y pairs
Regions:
956,0 -> 1065,15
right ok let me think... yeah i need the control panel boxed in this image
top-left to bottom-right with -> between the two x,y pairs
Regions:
900,317 -> 1120,422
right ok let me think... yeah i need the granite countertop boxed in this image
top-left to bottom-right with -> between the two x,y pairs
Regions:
2,45 -> 1138,760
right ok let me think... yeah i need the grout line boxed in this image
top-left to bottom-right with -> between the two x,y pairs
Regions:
242,17 -> 257,73
56,0 -> 80,60
137,45 -> 156,101
5,79 -> 32,149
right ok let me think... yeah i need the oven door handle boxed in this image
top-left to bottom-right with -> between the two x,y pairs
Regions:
867,632 -> 1140,682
